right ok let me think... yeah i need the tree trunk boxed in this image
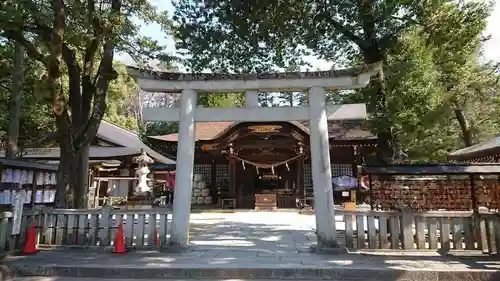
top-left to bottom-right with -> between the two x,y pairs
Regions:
55,136 -> 75,208
74,144 -> 90,208
288,93 -> 294,107
454,108 -> 474,147
6,42 -> 24,159
358,0 -> 394,164
54,135 -> 90,208
363,48 -> 394,164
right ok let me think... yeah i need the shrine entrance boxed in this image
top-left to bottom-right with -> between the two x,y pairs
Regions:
128,62 -> 381,248
198,121 -> 310,210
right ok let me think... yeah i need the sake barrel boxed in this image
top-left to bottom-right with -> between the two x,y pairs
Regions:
191,197 -> 197,204
196,181 -> 205,190
201,188 -> 210,196
192,189 -> 201,197
198,181 -> 206,189
197,196 -> 205,204
204,196 -> 212,204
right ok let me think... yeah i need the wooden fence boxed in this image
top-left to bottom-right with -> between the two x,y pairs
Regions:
1,207 -> 500,254
0,207 -> 171,254
335,207 -> 500,253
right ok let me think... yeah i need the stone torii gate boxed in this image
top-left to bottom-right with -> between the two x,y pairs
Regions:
128,63 -> 381,249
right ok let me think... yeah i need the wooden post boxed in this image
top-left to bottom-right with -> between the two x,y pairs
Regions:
296,156 -> 304,198
229,157 -> 236,202
31,172 -> 37,208
99,206 -> 111,246
210,161 -> 217,204
368,174 -> 373,209
94,179 -> 101,208
401,206 -> 414,250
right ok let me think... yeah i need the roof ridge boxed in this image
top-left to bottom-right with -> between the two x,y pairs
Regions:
101,119 -> 139,137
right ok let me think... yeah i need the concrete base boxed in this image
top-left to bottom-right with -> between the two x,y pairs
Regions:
0,264 -> 15,281
309,244 -> 348,255
7,261 -> 500,281
5,250 -> 500,281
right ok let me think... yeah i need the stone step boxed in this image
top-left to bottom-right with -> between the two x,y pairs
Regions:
8,263 -> 500,281
10,276 -> 304,281
5,249 -> 500,281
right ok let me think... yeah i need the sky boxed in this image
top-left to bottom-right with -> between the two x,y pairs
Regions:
118,0 -> 500,70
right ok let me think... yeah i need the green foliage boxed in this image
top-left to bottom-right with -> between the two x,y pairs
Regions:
143,121 -> 179,136
198,92 -> 244,108
0,41 -> 55,147
173,0 -> 422,71
104,62 -> 141,131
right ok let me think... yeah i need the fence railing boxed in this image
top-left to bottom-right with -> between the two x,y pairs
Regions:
1,207 -> 500,254
0,207 -> 171,254
335,207 -> 500,253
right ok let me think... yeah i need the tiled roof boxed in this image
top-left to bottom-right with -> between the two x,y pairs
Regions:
29,120 -> 175,164
149,122 -> 234,141
148,121 -> 375,142
448,135 -> 500,161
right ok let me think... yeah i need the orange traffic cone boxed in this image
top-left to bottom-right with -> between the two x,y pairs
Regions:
22,224 -> 37,255
154,228 -> 159,246
113,221 -> 126,254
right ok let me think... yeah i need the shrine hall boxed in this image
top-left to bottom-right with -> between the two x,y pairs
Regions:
148,120 -> 377,209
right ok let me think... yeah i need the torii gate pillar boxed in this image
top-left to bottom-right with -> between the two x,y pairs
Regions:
170,89 -> 197,246
308,86 -> 337,247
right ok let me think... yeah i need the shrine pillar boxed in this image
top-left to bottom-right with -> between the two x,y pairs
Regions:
308,86 -> 337,248
170,88 -> 197,246
245,90 -> 259,107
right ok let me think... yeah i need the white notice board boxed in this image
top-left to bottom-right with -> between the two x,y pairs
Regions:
11,190 -> 25,235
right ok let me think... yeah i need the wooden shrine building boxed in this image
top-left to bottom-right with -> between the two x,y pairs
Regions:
148,120 -> 377,209
1,120 -> 175,208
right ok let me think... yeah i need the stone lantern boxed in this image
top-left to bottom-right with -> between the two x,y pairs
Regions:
133,149 -> 154,196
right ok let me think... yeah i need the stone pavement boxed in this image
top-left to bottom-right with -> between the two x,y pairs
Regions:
187,211 -> 317,252
4,212 -> 500,281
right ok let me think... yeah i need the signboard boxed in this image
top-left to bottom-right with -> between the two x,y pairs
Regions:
11,190 -> 25,235
332,175 -> 358,191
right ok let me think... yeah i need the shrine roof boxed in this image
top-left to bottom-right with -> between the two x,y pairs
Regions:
362,163 -> 500,175
28,120 -> 175,164
0,158 -> 58,171
448,135 -> 500,162
148,121 -> 375,142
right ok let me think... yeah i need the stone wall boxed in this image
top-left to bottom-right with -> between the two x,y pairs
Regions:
370,178 -> 500,211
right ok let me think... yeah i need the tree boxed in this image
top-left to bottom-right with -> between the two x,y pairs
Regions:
6,42 -> 24,158
343,1 -> 499,162
419,1 -> 498,148
1,0 -> 172,208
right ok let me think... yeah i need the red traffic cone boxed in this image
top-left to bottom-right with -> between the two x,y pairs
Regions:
154,228 -> 159,246
113,221 -> 126,254
23,224 -> 37,255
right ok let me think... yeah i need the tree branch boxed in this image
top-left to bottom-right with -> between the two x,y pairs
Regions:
61,44 -> 83,130
1,30 -> 48,67
82,0 -> 102,120
327,17 -> 367,49
74,0 -> 122,149
0,83 -> 11,93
